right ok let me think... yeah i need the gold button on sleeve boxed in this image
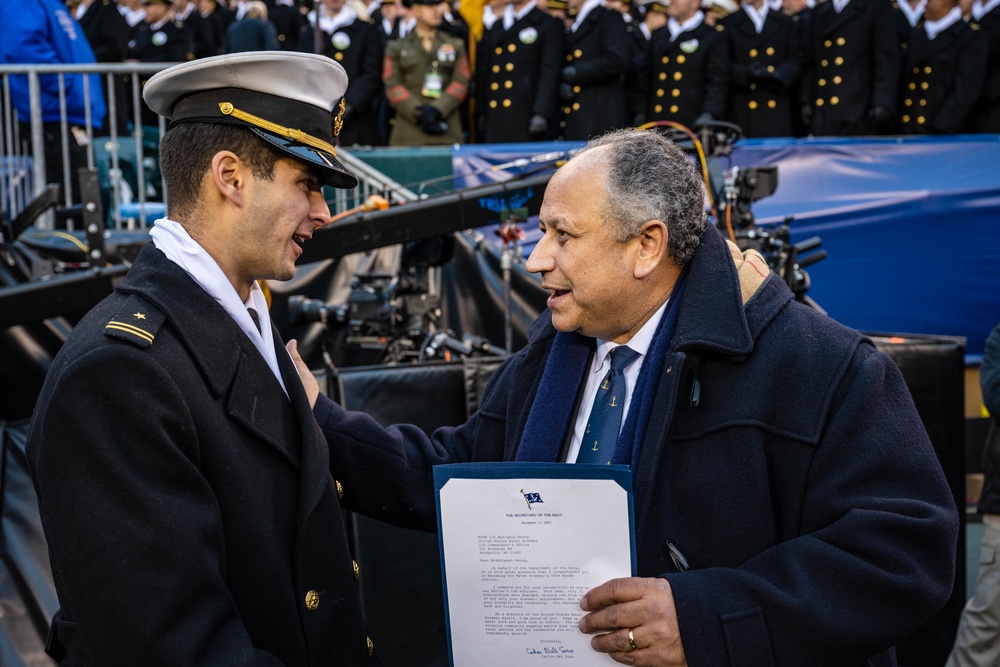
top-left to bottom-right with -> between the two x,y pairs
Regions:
305,590 -> 320,611
367,637 -> 375,656
336,480 -> 344,500
353,560 -> 360,580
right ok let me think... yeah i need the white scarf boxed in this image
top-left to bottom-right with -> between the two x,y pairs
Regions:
571,0 -> 604,32
149,219 -> 288,395
310,6 -> 359,33
667,10 -> 703,41
742,2 -> 768,33
924,5 -> 961,39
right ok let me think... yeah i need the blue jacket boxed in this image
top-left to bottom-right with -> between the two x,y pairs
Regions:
0,0 -> 106,128
318,224 -> 958,666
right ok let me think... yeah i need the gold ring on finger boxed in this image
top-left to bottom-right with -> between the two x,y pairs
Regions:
628,628 -> 638,651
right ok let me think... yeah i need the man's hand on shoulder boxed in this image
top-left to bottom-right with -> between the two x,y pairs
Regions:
579,576 -> 687,666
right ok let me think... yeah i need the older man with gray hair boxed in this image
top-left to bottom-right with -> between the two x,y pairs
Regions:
304,128 -> 958,666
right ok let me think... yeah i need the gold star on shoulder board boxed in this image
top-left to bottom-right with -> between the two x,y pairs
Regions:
134,312 -> 146,320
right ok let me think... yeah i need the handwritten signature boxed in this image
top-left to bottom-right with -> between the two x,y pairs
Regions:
525,646 -> 575,655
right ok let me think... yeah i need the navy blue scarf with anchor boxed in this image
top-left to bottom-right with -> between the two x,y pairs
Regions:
515,269 -> 688,468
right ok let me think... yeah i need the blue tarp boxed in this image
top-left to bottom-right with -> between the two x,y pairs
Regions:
452,135 -> 1000,357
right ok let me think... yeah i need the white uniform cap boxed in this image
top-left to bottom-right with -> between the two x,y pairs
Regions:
143,51 -> 357,189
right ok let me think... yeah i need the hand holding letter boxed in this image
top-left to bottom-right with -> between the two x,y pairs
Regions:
579,577 -> 688,667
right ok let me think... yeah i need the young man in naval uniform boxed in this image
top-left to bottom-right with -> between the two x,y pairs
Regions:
26,52 -> 382,666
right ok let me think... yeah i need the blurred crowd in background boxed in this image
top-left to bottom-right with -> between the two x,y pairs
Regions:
15,0 -> 1000,147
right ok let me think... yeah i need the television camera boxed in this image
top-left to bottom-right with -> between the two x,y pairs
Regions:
288,235 -> 507,367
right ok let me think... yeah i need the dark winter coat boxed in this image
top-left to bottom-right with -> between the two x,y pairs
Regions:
317,224 -> 958,666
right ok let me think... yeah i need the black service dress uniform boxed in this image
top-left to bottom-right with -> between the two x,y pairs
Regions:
799,0 -> 901,136
128,18 -> 195,126
304,16 -> 385,146
26,246 -> 381,666
77,0 -> 130,134
898,17 -> 987,134
475,5 -> 565,142
561,6 -> 631,140
636,18 -> 729,130
968,3 -> 1000,132
270,1 -> 307,49
721,7 -> 803,137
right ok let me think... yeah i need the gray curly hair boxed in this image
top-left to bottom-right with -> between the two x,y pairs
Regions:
579,129 -> 708,266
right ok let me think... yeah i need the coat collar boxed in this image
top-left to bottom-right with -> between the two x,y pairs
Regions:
117,245 -> 302,464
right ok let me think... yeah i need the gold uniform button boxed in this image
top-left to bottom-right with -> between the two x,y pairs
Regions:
573,49 -> 582,57
495,47 -> 503,55
823,40 -> 832,48
503,99 -> 512,108
490,82 -> 499,91
749,83 -> 757,90
670,104 -> 678,113
748,100 -> 758,110
573,85 -> 581,93
336,480 -> 344,500
677,55 -> 686,64
662,56 -> 670,64
353,560 -> 360,580
504,80 -> 513,89
334,52 -> 343,61
656,88 -> 665,97
766,47 -> 775,56
834,56 -> 844,65
563,105 -> 571,114
767,65 -> 774,72
921,82 -> 929,90
508,44 -> 516,52
654,104 -> 663,113
505,63 -> 514,71
917,116 -> 925,124
821,59 -> 829,67
750,48 -> 758,57
490,100 -> 498,108
571,101 -> 579,110
672,89 -> 681,97
305,590 -> 320,611
904,98 -> 913,106
659,72 -> 667,80
924,66 -> 932,74
908,82 -> 917,90
912,67 -> 920,74
902,114 -> 911,122
566,54 -> 572,62
830,96 -> 839,105
492,65 -> 500,73
767,99 -> 777,109
367,636 -> 374,656
816,98 -> 825,106
818,78 -> 826,86
836,37 -> 846,46
919,98 -> 927,106
674,72 -> 682,81
833,75 -> 842,84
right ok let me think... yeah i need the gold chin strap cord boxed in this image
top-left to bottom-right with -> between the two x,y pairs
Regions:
218,102 -> 339,156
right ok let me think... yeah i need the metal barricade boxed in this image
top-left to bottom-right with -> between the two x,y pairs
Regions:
1,62 -> 418,232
